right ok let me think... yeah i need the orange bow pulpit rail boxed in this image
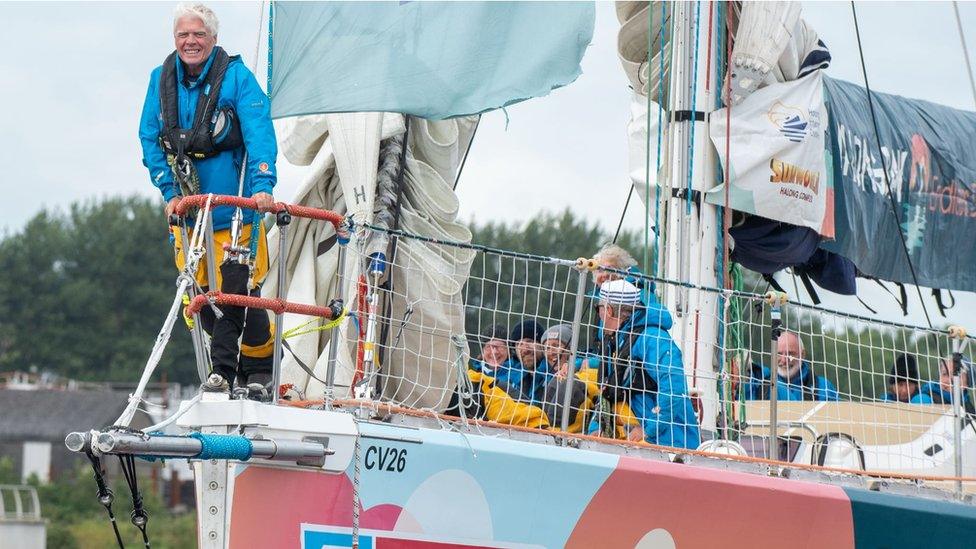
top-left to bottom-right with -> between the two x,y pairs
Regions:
175,194 -> 344,227
186,291 -> 337,319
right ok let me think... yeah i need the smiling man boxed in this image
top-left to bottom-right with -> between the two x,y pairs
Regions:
744,331 -> 839,402
138,3 -> 278,394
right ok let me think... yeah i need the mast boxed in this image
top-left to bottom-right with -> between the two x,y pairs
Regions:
660,1 -> 720,433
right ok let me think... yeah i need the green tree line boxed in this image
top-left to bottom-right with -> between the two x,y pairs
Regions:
0,196 -> 196,383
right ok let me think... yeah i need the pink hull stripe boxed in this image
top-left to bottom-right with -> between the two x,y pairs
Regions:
567,456 -> 855,548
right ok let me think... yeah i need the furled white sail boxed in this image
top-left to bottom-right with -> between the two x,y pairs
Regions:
265,113 -> 477,410
727,2 -> 802,104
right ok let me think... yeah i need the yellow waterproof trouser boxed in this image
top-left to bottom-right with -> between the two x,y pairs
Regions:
171,222 -> 269,290
172,222 -> 273,360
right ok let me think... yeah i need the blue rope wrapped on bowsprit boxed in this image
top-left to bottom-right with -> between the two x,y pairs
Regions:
189,432 -> 253,461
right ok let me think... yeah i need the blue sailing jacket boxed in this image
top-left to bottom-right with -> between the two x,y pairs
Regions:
918,382 -> 972,407
881,388 -> 934,405
139,49 -> 277,230
490,358 -> 550,404
593,302 -> 701,450
744,362 -> 839,402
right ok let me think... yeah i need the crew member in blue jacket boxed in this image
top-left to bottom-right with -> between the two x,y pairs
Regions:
919,357 -> 974,409
881,353 -> 933,404
590,279 -> 701,450
138,4 -> 278,392
744,331 -> 839,402
493,320 -> 547,403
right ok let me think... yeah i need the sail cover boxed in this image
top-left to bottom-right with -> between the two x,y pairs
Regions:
822,77 -> 976,292
269,1 -> 595,120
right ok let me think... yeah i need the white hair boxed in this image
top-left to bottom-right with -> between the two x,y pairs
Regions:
593,243 -> 639,283
594,243 -> 638,270
174,3 -> 219,37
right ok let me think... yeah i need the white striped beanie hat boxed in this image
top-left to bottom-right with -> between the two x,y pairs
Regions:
599,279 -> 641,306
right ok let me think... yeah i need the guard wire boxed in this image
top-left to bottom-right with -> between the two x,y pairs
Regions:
850,1 -> 933,328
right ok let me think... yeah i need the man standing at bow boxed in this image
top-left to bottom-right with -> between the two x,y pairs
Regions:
138,3 -> 278,392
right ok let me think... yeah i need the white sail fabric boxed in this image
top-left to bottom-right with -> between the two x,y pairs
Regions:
616,1 -> 670,99
614,1 -> 828,209
625,93 -> 663,211
266,113 -> 476,410
269,2 -> 594,120
726,2 -> 801,104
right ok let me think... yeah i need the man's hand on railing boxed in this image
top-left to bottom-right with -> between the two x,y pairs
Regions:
252,192 -> 274,213
165,196 -> 181,218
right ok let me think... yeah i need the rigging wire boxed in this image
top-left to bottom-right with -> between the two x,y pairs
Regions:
653,0 -> 669,277
850,2 -> 933,329
452,114 -> 482,190
612,184 -> 634,244
266,1 -> 275,96
952,1 -> 976,110
685,1 -> 703,218
85,449 -> 125,549
253,1 -> 265,74
643,1 -> 653,270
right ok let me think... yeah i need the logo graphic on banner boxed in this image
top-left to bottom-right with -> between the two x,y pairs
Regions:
708,71 -> 833,237
767,101 -> 809,142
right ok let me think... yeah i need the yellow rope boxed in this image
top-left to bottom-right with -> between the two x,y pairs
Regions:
282,308 -> 348,339
181,293 -> 195,329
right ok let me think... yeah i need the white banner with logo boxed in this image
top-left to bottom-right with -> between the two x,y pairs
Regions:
707,70 -> 833,237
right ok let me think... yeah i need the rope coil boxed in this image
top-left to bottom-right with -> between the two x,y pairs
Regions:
189,432 -> 254,461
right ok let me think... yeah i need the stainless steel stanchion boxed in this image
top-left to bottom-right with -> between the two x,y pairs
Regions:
949,326 -> 970,497
324,220 -> 352,407
559,259 -> 591,434
270,210 -> 292,405
766,292 -> 787,462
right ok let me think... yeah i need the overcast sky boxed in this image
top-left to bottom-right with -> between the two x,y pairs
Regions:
2,1 -> 974,328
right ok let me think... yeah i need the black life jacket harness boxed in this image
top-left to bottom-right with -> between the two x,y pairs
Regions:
593,325 -> 661,439
158,46 -> 243,162
599,327 -> 659,404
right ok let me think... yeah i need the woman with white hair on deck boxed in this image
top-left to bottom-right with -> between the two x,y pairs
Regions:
592,243 -> 656,301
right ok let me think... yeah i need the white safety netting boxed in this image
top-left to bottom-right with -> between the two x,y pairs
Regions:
264,112 -> 477,410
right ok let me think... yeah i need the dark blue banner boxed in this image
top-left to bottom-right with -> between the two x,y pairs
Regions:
823,77 -> 976,292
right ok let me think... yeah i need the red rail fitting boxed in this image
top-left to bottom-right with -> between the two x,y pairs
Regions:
186,291 -> 336,319
175,194 -> 344,227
